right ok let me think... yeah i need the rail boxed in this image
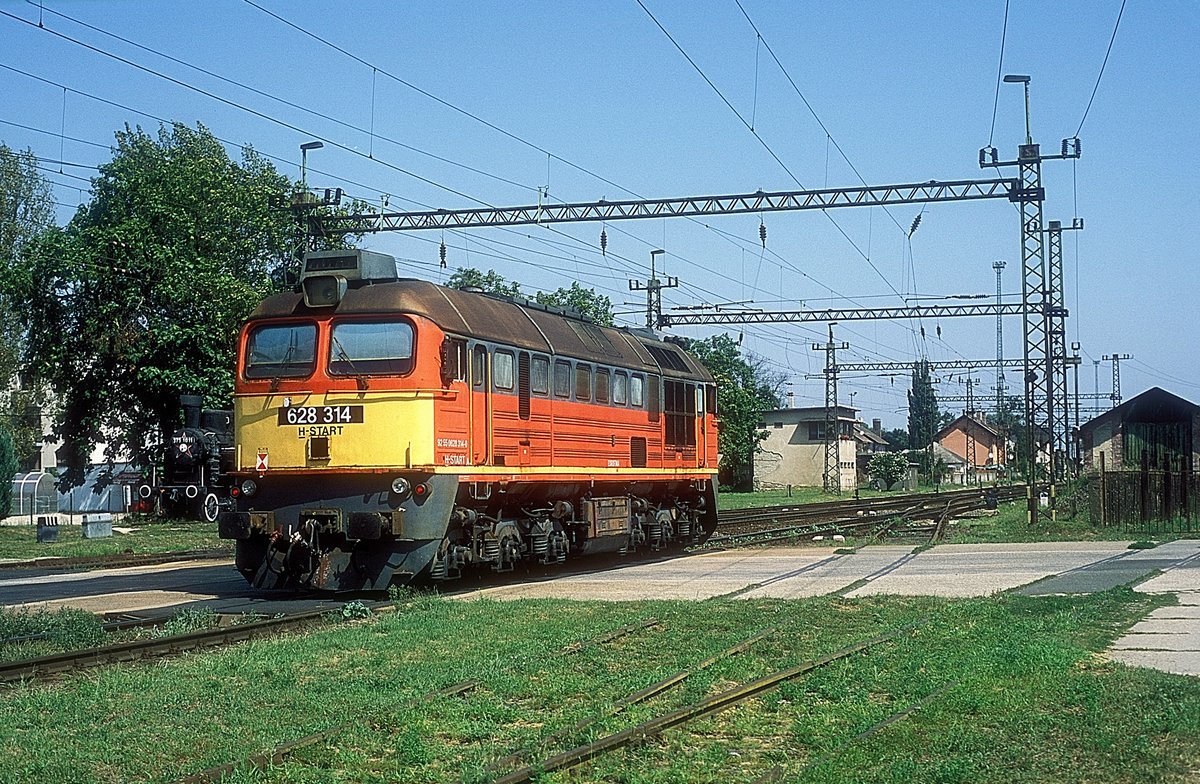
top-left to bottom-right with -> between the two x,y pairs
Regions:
489,622 -> 921,784
712,485 -> 1025,545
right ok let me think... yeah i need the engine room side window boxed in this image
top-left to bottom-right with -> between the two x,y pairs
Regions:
595,368 -> 610,404
329,319 -> 414,376
613,371 -> 628,405
493,351 -> 515,390
245,323 -> 317,379
630,374 -> 645,408
553,360 -> 572,398
575,363 -> 592,402
531,355 -> 550,395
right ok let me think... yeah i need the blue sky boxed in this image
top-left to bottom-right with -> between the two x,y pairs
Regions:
1,1 -> 1196,428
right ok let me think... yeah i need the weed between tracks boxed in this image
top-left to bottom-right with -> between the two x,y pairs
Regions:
0,590 -> 1197,783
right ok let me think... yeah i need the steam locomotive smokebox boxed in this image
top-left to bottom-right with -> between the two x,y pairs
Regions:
82,513 -> 113,539
36,515 -> 59,544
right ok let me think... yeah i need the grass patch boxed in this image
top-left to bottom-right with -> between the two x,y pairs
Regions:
0,590 -> 1196,783
0,518 -> 228,561
0,606 -> 105,662
940,501 -> 1136,545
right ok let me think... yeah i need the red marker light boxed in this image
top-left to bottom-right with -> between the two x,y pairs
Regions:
231,486 -> 240,497
413,483 -> 429,498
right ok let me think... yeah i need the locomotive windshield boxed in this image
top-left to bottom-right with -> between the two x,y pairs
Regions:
329,319 -> 415,376
245,323 -> 317,379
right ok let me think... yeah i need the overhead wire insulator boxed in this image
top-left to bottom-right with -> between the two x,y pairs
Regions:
909,213 -> 922,237
439,240 -> 447,269
758,221 -> 767,248
600,227 -> 608,256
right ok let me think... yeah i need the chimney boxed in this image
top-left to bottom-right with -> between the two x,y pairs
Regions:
872,418 -> 882,435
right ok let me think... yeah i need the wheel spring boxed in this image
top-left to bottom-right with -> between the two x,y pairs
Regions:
531,533 -> 549,556
483,539 -> 501,562
647,521 -> 664,550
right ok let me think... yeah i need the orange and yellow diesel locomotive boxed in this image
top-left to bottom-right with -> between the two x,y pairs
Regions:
218,249 -> 719,590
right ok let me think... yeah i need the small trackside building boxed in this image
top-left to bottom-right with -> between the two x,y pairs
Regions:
1080,387 -> 1200,472
753,405 -> 859,491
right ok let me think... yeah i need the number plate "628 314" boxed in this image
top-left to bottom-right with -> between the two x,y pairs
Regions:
276,405 -> 364,426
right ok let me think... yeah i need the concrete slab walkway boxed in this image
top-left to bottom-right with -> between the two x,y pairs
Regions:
1107,541 -> 1200,676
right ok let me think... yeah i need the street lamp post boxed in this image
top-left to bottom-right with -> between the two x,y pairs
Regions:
1003,74 -> 1032,145
300,140 -> 323,190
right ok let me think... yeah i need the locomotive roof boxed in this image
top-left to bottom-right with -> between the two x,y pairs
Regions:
250,280 -> 714,382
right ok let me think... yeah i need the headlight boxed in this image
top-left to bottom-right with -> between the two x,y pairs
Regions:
390,476 -> 411,498
240,479 -> 258,498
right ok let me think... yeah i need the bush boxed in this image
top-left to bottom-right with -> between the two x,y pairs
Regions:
868,451 -> 908,489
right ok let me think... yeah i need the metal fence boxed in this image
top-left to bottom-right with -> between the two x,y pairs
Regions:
1089,464 -> 1198,535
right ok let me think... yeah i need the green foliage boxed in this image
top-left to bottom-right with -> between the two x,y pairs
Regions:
0,605 -> 105,651
534,281 -> 614,326
332,600 -> 374,621
446,267 -> 522,298
0,424 -> 17,518
0,144 -> 56,464
907,360 -> 939,451
684,334 -> 783,490
446,268 -> 615,326
4,123 -> 315,488
880,427 -> 909,450
867,451 -> 908,489
151,607 -> 218,638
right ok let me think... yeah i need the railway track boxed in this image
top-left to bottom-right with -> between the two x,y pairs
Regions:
0,603 -> 372,685
175,617 -> 663,784
712,485 -> 1026,545
488,622 -> 922,784
0,549 -> 231,572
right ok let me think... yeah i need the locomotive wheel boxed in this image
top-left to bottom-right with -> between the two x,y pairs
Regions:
202,492 -> 221,524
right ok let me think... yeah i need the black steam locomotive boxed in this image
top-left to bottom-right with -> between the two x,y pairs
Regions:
137,395 -> 234,523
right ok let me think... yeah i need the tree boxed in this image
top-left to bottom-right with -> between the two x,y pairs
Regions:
684,335 -> 783,491
0,425 -> 17,518
867,451 -> 907,490
881,427 -> 909,451
534,282 -> 614,326
7,122 -> 337,488
906,359 -> 942,481
0,144 -> 56,467
447,268 -> 522,298
447,268 -> 615,325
